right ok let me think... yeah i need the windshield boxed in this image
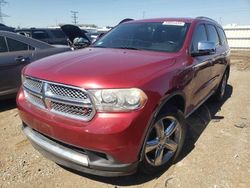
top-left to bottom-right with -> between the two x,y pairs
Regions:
93,22 -> 190,52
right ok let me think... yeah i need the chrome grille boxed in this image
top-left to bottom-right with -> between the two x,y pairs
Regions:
47,84 -> 88,100
23,77 -> 43,93
24,90 -> 44,109
50,101 -> 93,120
22,76 -> 95,121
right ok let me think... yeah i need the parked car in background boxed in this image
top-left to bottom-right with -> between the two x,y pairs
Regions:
0,31 -> 71,99
16,28 -> 68,45
0,23 -> 15,32
17,17 -> 230,176
60,24 -> 92,49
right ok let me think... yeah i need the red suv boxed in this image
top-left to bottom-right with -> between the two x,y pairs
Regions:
17,17 -> 230,176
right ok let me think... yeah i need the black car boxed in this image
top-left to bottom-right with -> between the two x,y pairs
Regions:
0,23 -> 15,32
0,31 -> 71,99
60,24 -> 92,48
16,28 -> 68,45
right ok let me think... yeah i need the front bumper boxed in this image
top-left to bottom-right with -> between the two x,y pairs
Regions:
22,124 -> 138,176
17,86 -> 157,176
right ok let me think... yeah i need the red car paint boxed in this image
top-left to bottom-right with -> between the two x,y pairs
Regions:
17,17 -> 230,174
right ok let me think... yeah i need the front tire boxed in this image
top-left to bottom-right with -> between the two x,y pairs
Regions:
139,106 -> 186,175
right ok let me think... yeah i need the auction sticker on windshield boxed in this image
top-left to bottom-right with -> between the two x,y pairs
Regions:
162,21 -> 185,26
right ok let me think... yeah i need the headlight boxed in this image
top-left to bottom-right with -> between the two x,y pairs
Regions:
88,88 -> 147,112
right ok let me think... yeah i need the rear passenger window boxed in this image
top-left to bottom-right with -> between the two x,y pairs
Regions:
217,27 -> 227,45
191,24 -> 207,52
33,30 -> 49,40
0,36 -> 8,52
206,25 -> 220,46
6,38 -> 29,51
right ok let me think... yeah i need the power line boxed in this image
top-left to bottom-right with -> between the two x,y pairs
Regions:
0,0 -> 8,23
71,10 -> 78,25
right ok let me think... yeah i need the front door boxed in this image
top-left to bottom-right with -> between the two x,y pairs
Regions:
188,24 -> 215,107
0,36 -> 33,96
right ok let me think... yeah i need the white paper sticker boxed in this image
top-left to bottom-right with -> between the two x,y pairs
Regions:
162,21 -> 185,26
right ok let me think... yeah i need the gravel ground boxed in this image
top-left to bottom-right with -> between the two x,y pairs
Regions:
0,51 -> 250,188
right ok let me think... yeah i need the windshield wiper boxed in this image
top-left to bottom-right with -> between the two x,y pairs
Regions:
92,46 -> 107,48
115,47 -> 140,50
92,46 -> 140,50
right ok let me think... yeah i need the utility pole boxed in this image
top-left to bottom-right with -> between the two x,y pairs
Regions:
219,17 -> 222,25
0,0 -> 8,23
71,11 -> 78,25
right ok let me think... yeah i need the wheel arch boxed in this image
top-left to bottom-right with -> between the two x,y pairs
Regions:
138,91 -> 187,161
155,92 -> 186,117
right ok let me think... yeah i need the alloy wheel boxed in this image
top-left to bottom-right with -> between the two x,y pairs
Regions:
145,116 -> 181,166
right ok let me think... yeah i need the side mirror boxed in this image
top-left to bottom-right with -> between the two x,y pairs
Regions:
192,41 -> 216,56
73,37 -> 91,49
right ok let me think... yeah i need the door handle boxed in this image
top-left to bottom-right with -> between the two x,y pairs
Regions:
15,56 -> 30,63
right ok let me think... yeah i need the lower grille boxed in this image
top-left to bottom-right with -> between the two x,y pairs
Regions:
23,76 -> 95,121
50,101 -> 93,120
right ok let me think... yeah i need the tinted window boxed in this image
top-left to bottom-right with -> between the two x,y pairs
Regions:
33,30 -> 49,40
50,29 -> 66,38
93,22 -> 190,52
217,27 -> 227,45
191,24 -> 207,52
6,38 -> 28,51
0,36 -> 8,52
206,25 -> 220,46
29,45 -> 35,50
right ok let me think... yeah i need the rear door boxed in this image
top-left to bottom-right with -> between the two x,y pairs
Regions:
213,26 -> 230,85
205,24 -> 223,89
0,36 -> 33,96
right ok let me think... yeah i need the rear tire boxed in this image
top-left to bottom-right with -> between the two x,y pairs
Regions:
139,106 -> 186,175
213,71 -> 228,101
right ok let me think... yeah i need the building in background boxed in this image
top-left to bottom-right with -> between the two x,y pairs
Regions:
223,24 -> 250,50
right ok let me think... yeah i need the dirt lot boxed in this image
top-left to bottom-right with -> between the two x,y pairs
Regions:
0,50 -> 250,188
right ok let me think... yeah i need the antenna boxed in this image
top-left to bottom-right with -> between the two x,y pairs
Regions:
71,10 -> 78,25
0,0 -> 8,23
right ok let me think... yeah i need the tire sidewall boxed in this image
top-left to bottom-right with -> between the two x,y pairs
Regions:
215,71 -> 228,101
139,106 -> 186,174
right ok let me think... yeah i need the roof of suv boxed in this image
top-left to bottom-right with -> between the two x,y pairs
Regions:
125,17 -> 219,25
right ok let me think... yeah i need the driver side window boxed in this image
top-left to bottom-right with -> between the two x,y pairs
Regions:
191,24 -> 208,53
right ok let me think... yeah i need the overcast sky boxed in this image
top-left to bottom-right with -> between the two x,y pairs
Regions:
2,0 -> 250,27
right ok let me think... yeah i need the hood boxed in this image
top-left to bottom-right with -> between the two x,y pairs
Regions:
60,24 -> 90,43
24,48 -> 177,89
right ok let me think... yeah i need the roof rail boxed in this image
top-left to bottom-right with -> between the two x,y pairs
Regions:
195,16 -> 218,24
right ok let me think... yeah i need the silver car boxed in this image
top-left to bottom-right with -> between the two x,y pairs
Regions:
0,31 -> 71,99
